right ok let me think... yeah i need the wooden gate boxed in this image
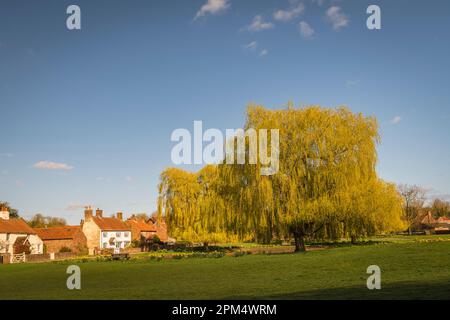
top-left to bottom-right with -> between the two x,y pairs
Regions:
11,252 -> 26,263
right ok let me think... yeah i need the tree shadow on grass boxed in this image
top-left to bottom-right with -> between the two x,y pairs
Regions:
225,281 -> 450,300
306,240 -> 388,248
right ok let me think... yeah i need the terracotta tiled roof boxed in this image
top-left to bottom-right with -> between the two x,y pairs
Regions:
92,216 -> 130,231
0,218 -> 36,234
34,226 -> 81,240
126,218 -> 157,232
437,216 -> 450,224
421,213 -> 436,225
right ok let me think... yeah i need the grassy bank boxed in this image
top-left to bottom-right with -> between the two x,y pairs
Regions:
1,238 -> 450,299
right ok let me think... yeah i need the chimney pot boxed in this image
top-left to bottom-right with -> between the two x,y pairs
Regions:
95,209 -> 103,217
84,207 -> 93,220
117,212 -> 123,220
0,207 -> 10,220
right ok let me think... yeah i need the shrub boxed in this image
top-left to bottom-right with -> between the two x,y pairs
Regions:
152,235 -> 161,244
233,251 -> 249,257
59,246 -> 72,253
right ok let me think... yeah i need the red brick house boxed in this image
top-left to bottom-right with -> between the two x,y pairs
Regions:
34,226 -> 87,254
149,216 -> 169,242
420,212 -> 450,234
126,217 -> 157,241
126,215 -> 169,243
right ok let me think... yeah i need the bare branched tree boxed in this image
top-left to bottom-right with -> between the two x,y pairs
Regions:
398,184 -> 427,234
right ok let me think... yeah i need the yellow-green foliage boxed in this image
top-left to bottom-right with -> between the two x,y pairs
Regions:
158,104 -> 405,247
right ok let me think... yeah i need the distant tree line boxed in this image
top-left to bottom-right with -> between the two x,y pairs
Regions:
27,213 -> 67,228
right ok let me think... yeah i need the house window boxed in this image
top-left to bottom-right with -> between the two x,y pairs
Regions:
103,232 -> 108,238
116,242 -> 121,248
124,232 -> 129,238
103,242 -> 107,248
124,241 -> 130,247
116,232 -> 121,238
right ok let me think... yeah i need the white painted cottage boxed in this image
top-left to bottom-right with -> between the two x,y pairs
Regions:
81,207 -> 131,255
0,207 -> 44,255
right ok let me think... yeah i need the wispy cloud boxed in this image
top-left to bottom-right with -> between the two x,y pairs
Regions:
33,161 -> 74,170
66,203 -> 90,211
312,0 -> 325,6
274,3 -> 305,22
259,49 -> 268,57
15,180 -> 24,187
345,80 -> 360,87
390,116 -> 402,125
299,21 -> 314,38
326,6 -> 349,30
0,153 -> 13,158
194,0 -> 230,20
243,41 -> 258,50
125,176 -> 133,182
244,15 -> 274,32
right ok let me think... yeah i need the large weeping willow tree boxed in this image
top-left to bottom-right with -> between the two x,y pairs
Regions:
158,104 -> 405,251
158,166 -> 232,245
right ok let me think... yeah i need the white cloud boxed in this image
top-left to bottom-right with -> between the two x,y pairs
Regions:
274,3 -> 305,22
33,161 -> 74,170
194,0 -> 230,20
245,15 -> 274,32
299,21 -> 314,38
244,41 -> 258,50
390,116 -> 402,125
259,49 -> 268,57
326,6 -> 349,30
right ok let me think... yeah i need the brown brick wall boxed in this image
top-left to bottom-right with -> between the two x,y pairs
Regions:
43,229 -> 87,254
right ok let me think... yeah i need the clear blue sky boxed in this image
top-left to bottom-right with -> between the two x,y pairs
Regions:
1,0 -> 449,224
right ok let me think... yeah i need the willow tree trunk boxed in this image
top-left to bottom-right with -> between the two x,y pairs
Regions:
293,231 -> 306,252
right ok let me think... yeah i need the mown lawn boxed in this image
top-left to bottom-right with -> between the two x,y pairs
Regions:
1,239 -> 450,299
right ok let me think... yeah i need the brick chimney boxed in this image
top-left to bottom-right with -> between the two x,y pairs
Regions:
0,206 -> 10,220
117,212 -> 123,221
96,208 -> 103,218
84,206 -> 93,220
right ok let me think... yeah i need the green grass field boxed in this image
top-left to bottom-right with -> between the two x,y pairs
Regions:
1,236 -> 450,299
